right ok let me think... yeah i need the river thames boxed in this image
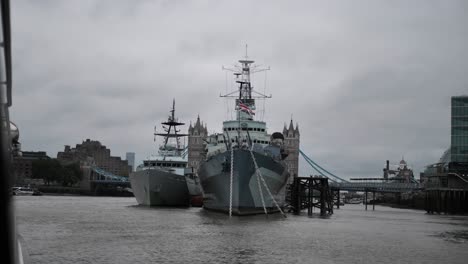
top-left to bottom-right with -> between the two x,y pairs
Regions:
15,195 -> 468,264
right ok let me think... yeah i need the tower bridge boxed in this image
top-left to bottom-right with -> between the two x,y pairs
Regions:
87,166 -> 131,195
286,149 -> 423,214
298,149 -> 422,193
90,166 -> 130,184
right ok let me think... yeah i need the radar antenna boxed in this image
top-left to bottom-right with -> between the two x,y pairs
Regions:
220,50 -> 271,122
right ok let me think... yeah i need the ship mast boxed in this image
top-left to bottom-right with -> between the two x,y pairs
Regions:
221,48 -> 271,121
154,99 -> 188,155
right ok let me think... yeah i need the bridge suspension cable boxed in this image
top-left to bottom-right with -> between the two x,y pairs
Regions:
301,154 -> 339,183
301,156 -> 331,181
299,149 -> 349,183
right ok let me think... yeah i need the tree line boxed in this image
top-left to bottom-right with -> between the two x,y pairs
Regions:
32,159 -> 83,187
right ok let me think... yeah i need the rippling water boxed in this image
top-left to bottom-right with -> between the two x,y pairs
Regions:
15,195 -> 468,264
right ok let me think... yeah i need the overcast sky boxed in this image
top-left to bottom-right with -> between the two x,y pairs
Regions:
10,0 -> 468,179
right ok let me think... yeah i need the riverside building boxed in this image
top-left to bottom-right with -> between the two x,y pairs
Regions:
421,96 -> 468,189
12,151 -> 50,185
57,139 -> 130,176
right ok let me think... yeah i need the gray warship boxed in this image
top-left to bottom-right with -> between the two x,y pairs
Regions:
198,55 -> 290,215
130,101 -> 190,206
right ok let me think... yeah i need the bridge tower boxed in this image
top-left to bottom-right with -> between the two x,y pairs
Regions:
188,115 -> 208,174
283,119 -> 300,183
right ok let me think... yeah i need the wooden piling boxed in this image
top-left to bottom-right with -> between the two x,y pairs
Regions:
372,191 -> 375,211
337,190 -> 340,209
288,176 -> 333,216
425,189 -> 468,215
365,190 -> 368,211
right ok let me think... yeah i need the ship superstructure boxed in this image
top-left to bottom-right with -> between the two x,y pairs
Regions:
198,54 -> 290,215
130,100 -> 190,206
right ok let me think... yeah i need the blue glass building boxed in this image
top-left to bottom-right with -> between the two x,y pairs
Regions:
451,96 -> 468,163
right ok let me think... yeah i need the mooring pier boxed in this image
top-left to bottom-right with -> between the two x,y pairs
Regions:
425,189 -> 468,214
424,172 -> 468,214
287,176 -> 334,216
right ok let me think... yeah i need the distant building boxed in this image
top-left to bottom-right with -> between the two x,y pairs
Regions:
451,96 -> 468,163
57,139 -> 129,176
283,119 -> 300,183
126,152 -> 135,172
383,159 -> 414,183
12,151 -> 50,185
188,116 -> 208,173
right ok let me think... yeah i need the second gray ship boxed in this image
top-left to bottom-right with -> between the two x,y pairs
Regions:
130,101 -> 190,206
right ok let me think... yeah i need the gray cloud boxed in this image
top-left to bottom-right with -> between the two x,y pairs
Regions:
10,0 -> 468,179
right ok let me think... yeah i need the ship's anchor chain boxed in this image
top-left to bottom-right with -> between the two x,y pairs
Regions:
249,149 -> 287,218
255,153 -> 268,216
229,147 -> 234,217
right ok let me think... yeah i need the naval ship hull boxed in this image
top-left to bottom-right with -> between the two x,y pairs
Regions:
186,176 -> 203,207
130,169 -> 190,206
198,149 -> 289,215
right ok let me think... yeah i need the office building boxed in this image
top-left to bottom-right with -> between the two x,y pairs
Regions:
126,152 -> 135,172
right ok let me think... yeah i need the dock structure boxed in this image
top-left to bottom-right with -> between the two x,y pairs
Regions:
331,188 -> 341,209
425,189 -> 468,214
287,176 -> 333,216
423,172 -> 468,214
